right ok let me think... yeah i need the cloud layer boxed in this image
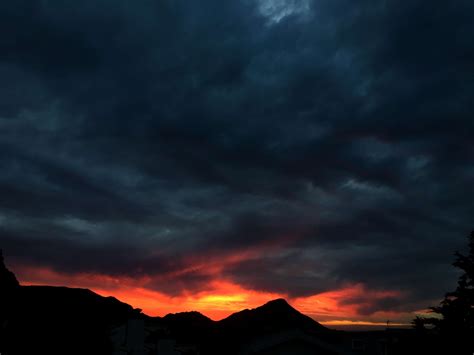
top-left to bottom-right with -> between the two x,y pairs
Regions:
1,0 -> 473,320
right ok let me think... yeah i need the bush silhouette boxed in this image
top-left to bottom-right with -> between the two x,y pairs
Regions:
417,231 -> 474,354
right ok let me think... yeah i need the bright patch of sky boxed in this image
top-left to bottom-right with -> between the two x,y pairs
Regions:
257,0 -> 311,23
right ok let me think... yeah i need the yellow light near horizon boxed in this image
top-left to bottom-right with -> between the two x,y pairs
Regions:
321,320 -> 409,327
17,265 -> 415,325
198,294 -> 247,305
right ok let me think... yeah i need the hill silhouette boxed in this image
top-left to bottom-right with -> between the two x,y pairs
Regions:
2,285 -> 143,355
219,298 -> 327,334
160,311 -> 216,347
0,252 -> 142,355
154,300 -> 332,354
164,310 -> 214,327
205,298 -> 338,354
0,252 -> 417,355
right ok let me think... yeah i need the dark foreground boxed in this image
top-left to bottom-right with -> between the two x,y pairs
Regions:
0,254 -> 468,355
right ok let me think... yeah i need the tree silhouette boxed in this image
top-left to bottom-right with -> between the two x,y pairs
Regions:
0,249 -> 20,354
421,231 -> 474,354
0,249 -> 19,289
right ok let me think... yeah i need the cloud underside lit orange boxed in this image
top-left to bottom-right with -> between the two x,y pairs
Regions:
15,264 -> 416,328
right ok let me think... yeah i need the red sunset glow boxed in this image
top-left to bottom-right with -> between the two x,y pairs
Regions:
15,264 -> 416,328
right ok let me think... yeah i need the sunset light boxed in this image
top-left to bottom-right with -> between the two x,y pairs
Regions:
17,264 -> 414,327
2,0 -> 472,353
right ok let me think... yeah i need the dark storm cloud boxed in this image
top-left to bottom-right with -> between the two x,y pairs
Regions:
0,225 -> 174,277
0,143 -> 152,221
1,0 -> 473,316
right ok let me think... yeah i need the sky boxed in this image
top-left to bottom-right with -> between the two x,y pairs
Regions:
1,0 -> 473,327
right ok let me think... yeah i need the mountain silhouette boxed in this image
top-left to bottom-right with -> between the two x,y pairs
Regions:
0,253 -> 142,355
193,298 -> 337,355
0,253 -> 418,355
161,311 -> 216,348
0,251 -> 336,355
219,298 -> 328,335
2,285 -> 142,355
164,310 -> 214,327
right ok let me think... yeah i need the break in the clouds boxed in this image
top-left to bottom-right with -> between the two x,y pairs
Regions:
258,0 -> 311,23
1,0 -> 473,321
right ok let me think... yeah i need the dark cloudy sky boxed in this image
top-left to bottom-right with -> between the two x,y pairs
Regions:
1,0 -> 473,324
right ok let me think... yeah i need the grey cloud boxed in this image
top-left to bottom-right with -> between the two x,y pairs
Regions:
0,0 -> 473,316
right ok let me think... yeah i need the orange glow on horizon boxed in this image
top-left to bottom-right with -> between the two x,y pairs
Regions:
321,320 -> 410,327
15,264 -> 415,326
293,284 -> 402,318
91,280 -> 284,320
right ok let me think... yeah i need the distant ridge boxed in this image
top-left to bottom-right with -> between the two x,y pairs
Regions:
0,253 -> 143,355
1,252 -> 338,355
164,310 -> 214,324
219,298 -> 328,335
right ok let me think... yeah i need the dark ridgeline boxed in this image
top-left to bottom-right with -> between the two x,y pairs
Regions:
0,250 -> 407,355
1,232 -> 473,355
0,250 -> 142,355
219,298 -> 327,333
216,299 -> 332,349
161,311 -> 215,347
150,298 -> 339,355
